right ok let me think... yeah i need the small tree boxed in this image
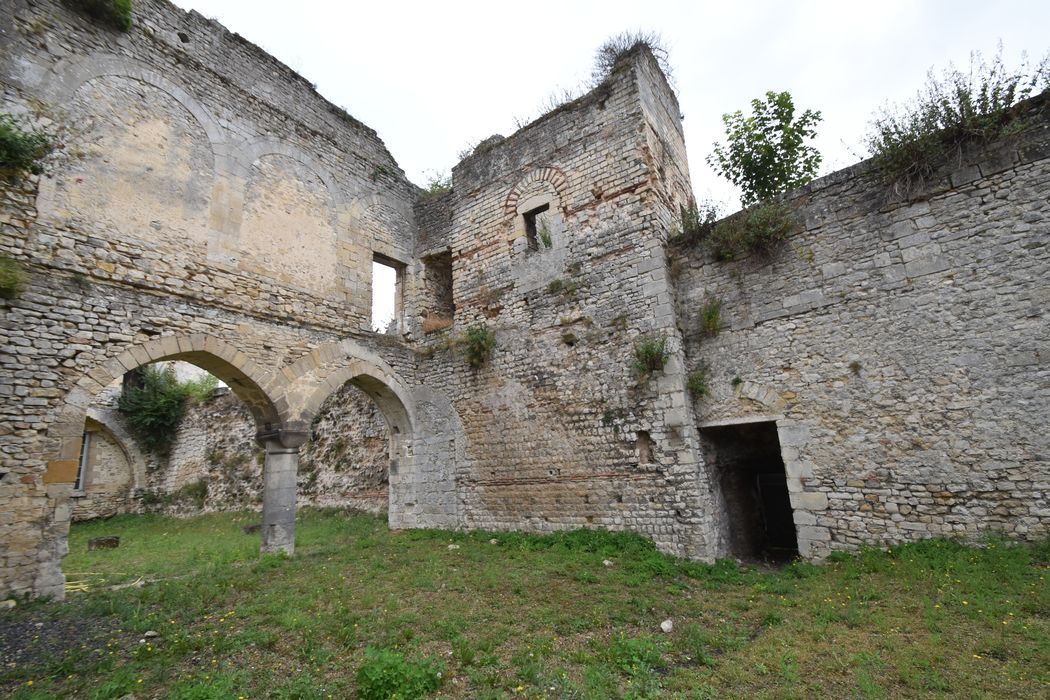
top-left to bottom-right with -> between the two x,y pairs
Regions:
708,91 -> 822,206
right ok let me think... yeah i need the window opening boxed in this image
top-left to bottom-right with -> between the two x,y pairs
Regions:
422,251 -> 454,332
636,430 -> 653,464
371,256 -> 403,334
523,203 -> 551,252
75,431 -> 91,492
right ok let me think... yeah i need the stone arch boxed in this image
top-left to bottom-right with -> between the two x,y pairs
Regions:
284,340 -> 415,433
84,407 -> 148,494
503,166 -> 570,220
39,334 -> 285,600
50,334 -> 284,451
281,340 -> 462,530
234,137 -> 344,208
41,54 -> 226,149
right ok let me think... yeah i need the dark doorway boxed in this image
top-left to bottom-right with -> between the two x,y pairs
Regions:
700,421 -> 798,563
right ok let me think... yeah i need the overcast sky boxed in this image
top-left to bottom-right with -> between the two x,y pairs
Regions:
169,0 -> 1049,212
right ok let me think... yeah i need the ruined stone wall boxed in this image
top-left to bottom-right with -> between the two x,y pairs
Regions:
127,383 -> 390,516
69,424 -> 134,521
416,48 -> 717,558
0,0 -> 431,600
672,95 -> 1050,558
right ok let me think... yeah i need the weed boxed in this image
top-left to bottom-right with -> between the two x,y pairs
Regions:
849,360 -> 863,376
671,200 -> 720,245
699,296 -> 722,337
538,219 -> 553,248
591,31 -> 672,88
171,479 -> 208,510
0,114 -> 51,178
731,376 -> 743,388
459,324 -> 496,369
707,201 -> 797,261
610,314 -> 629,332
369,164 -> 393,182
867,44 -> 1050,196
182,374 -> 218,403
631,334 -> 668,378
0,257 -> 26,299
421,170 -> 451,198
561,331 -> 578,346
355,647 -> 444,700
687,365 -> 710,398
67,0 -> 132,31
118,365 -> 220,456
546,278 -> 580,297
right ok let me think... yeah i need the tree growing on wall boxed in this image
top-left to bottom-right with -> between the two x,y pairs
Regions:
708,91 -> 822,206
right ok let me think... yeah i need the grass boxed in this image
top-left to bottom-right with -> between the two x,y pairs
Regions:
1,511 -> 1047,698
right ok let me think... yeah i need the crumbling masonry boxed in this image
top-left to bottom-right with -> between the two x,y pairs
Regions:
2,0 -> 1047,600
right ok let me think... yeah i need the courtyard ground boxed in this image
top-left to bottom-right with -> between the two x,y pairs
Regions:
0,509 -> 1047,698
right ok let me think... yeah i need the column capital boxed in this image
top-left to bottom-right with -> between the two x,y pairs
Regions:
255,428 -> 310,449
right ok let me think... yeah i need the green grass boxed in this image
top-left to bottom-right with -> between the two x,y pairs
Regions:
2,510 -> 1048,698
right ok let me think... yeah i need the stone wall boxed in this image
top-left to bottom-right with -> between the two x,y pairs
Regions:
0,0 -> 459,601
671,94 -> 1050,558
428,47 -> 717,559
2,0 -> 1047,602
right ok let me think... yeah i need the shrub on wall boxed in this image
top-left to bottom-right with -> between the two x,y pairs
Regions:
699,296 -> 723,337
66,0 -> 132,31
0,114 -> 51,179
867,45 -> 1049,195
686,366 -> 710,398
0,257 -> 26,300
118,365 -> 218,457
706,201 -> 796,261
459,324 -> 496,369
631,334 -> 668,379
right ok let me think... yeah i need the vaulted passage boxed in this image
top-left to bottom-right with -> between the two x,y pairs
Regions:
701,421 -> 798,563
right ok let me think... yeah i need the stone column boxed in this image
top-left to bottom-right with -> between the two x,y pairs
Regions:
257,430 -> 308,554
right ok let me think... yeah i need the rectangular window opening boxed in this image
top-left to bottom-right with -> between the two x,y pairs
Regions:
75,431 -> 92,492
422,250 -> 454,333
700,421 -> 798,563
371,255 -> 404,334
523,203 -> 550,252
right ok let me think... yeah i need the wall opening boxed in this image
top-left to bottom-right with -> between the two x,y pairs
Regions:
700,421 -> 798,563
636,430 -> 653,464
372,255 -> 404,334
523,203 -> 551,251
421,250 -> 454,333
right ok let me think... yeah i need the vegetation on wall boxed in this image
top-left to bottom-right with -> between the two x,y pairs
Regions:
118,365 -> 218,457
591,31 -> 673,87
706,201 -> 797,261
867,45 -> 1050,195
458,324 -> 496,369
631,334 -> 669,379
708,91 -> 822,207
421,171 -> 451,198
670,201 -> 720,245
686,365 -> 710,398
0,113 -> 51,179
0,257 -> 26,300
66,0 -> 132,31
699,296 -> 723,337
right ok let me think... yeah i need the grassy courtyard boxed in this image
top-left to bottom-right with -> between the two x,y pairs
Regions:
0,510 -> 1047,698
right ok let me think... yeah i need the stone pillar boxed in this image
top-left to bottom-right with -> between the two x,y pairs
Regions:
257,430 -> 308,555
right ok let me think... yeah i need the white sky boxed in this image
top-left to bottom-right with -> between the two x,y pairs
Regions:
169,0 -> 1049,212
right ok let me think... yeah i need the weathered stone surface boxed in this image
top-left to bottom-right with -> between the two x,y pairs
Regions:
1,0 -> 1047,601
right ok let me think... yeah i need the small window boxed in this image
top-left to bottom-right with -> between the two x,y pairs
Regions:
523,203 -> 551,252
372,255 -> 404,334
75,431 -> 92,491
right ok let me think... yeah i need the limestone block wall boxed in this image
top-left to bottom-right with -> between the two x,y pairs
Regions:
671,95 -> 1050,558
69,423 -> 135,521
0,0 -> 451,601
414,47 -> 717,558
137,383 -> 392,515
